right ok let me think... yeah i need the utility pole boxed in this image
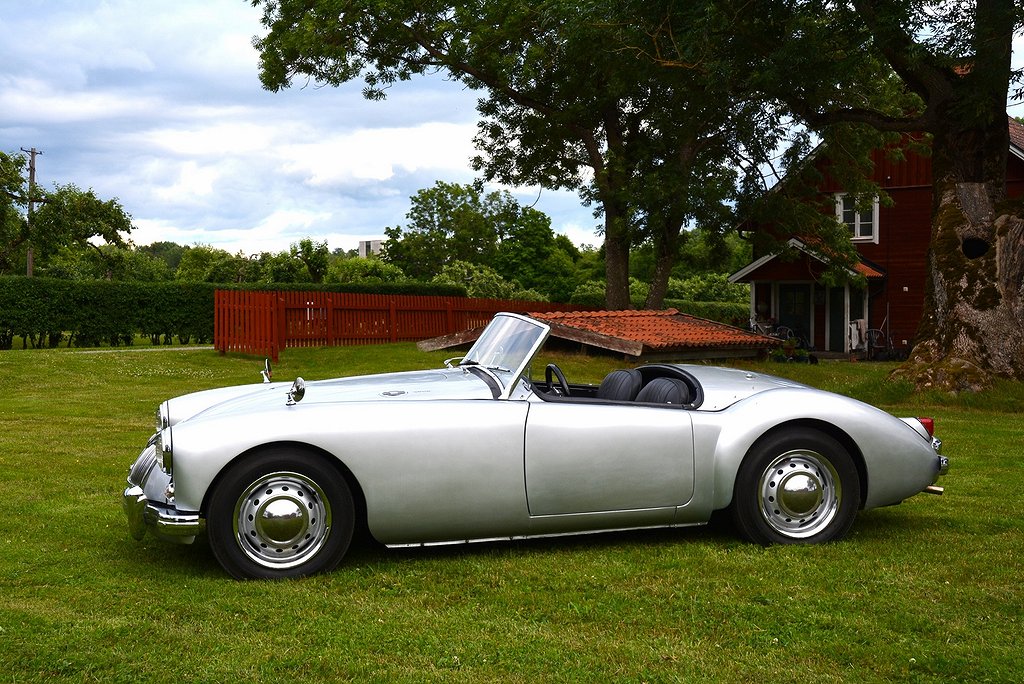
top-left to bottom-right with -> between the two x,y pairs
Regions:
20,147 -> 42,277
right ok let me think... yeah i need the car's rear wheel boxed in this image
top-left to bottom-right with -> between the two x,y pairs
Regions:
207,448 -> 354,579
732,428 -> 860,544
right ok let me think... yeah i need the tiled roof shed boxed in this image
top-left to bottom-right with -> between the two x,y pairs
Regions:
530,309 -> 777,360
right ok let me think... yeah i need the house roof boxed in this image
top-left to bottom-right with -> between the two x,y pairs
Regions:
729,238 -> 886,283
1009,116 -> 1024,161
530,309 -> 777,358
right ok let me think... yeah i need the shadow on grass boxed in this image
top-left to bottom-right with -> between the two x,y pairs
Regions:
119,506 -> 950,579
346,522 -> 737,567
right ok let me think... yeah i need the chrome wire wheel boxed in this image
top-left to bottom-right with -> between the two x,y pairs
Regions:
758,449 -> 841,539
233,471 -> 332,570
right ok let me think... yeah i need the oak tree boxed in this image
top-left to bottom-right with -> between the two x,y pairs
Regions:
649,0 -> 1023,389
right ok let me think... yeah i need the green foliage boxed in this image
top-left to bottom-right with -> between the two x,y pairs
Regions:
384,182 -> 504,279
137,241 -> 187,272
383,182 -> 582,301
0,277 -> 216,348
325,256 -> 407,285
31,184 -> 133,258
250,0 -> 784,310
569,278 -> 650,310
0,159 -> 135,275
45,244 -> 171,281
662,299 -> 750,327
667,273 -> 750,304
431,260 -> 546,301
174,245 -> 251,283
0,151 -> 28,273
291,238 -> 329,283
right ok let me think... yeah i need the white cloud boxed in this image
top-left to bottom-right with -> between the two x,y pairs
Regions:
0,0 -> 597,256
153,161 -> 220,201
282,122 -> 478,185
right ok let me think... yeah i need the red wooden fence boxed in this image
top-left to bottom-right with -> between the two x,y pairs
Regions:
214,290 -> 582,361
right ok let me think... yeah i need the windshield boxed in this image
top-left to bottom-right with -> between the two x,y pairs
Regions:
461,313 -> 549,395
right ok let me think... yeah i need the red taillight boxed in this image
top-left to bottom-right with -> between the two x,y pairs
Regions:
917,417 -> 935,437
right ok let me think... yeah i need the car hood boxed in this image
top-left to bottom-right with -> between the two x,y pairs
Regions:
165,368 -> 493,426
683,365 -> 811,411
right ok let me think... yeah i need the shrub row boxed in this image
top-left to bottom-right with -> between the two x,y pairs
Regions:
0,277 -> 468,349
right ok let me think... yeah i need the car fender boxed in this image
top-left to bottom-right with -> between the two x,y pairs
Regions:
697,387 -> 938,513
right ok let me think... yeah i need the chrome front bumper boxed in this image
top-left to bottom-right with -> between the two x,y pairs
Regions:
122,444 -> 204,544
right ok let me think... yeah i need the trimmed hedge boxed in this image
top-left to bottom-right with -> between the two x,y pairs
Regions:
0,277 -> 469,349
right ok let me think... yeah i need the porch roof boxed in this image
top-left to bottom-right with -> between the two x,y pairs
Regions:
728,238 -> 885,284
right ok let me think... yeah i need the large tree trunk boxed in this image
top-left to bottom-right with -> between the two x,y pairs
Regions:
603,204 -> 633,310
893,121 -> 1024,391
644,213 -> 685,310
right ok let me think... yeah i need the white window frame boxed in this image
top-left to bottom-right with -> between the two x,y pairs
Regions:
835,193 -> 879,244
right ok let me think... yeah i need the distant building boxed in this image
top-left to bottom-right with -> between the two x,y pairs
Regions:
358,240 -> 382,258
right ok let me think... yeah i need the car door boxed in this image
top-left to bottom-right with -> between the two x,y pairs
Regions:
524,401 -> 695,516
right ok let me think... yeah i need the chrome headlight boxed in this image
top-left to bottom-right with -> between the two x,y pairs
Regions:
155,428 -> 173,475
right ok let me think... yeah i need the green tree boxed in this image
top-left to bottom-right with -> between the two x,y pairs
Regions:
653,0 -> 1023,389
175,245 -> 240,282
137,241 -> 187,274
29,183 -> 132,264
431,260 -> 546,301
251,1 -> 777,310
291,238 -> 329,283
0,159 -> 134,276
0,152 -> 28,274
324,257 -> 406,285
258,250 -> 311,283
383,182 -> 508,279
46,244 -> 170,281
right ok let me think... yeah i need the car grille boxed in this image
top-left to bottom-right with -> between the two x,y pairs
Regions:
128,444 -> 158,487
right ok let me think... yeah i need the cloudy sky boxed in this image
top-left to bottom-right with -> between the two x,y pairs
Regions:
0,0 -> 602,255
3,3 -> 1022,259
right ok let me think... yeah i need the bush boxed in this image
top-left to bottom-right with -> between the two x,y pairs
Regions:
0,277 -> 217,348
662,299 -> 750,327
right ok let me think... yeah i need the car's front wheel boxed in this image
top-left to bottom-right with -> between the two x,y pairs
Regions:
732,428 -> 860,544
207,448 -> 355,579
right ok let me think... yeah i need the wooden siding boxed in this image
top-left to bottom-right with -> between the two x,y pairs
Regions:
214,290 -> 582,361
818,144 -> 930,193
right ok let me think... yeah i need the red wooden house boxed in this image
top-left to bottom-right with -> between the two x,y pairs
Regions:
730,117 -> 1024,355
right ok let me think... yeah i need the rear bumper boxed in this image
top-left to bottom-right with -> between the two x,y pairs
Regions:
122,444 -> 203,544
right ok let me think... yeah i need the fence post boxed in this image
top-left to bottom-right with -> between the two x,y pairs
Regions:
389,296 -> 398,342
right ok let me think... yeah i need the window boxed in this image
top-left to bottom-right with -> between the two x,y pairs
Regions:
836,194 -> 878,243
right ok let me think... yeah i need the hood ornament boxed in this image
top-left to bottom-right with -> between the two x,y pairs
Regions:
261,358 -> 273,383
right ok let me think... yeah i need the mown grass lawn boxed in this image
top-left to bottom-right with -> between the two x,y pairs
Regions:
0,344 -> 1021,682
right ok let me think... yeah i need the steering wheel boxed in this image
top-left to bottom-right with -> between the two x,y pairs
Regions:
545,363 -> 570,396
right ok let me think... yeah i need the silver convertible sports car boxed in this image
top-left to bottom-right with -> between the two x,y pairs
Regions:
123,312 -> 948,579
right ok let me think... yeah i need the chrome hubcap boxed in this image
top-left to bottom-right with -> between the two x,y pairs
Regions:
758,450 -> 840,538
234,472 -> 331,569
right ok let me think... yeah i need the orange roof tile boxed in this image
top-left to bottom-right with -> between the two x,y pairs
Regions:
531,309 -> 777,352
1010,116 -> 1024,152
854,261 -> 886,279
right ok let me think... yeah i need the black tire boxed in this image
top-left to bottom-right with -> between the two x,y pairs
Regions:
207,448 -> 355,579
732,428 -> 860,545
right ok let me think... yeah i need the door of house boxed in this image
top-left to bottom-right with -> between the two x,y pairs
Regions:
777,283 -> 812,344
825,285 -> 868,352
827,287 -> 846,352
